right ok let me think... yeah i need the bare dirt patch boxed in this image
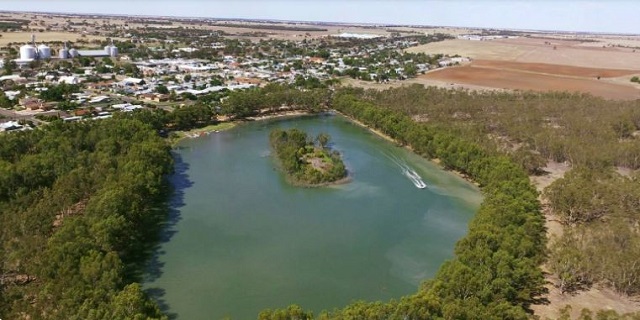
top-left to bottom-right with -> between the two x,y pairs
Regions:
341,76 -> 507,94
421,64 -> 640,100
471,60 -> 640,78
533,282 -> 640,320
531,161 -> 571,241
531,161 -> 571,193
530,162 -> 640,318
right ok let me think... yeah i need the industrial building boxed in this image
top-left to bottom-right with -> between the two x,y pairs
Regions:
59,42 -> 118,59
14,35 -> 118,66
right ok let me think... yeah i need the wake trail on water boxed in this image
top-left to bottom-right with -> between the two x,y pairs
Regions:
381,151 -> 428,189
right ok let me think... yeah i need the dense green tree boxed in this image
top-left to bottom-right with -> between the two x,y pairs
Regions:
0,91 -> 13,109
156,84 -> 169,94
39,83 -> 80,102
270,129 -> 346,185
0,118 -> 172,318
3,57 -> 16,75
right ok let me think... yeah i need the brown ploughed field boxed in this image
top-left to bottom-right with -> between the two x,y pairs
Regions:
422,60 -> 640,100
471,60 -> 639,78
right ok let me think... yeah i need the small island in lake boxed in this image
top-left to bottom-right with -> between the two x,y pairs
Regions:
269,128 -> 348,186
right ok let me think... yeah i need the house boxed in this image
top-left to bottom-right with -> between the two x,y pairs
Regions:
123,105 -> 144,112
89,96 -> 110,104
86,81 -> 114,90
233,77 -> 262,86
74,109 -> 92,117
62,116 -> 82,122
121,78 -> 146,86
0,121 -> 23,132
20,97 -> 45,110
58,76 -> 80,85
0,75 -> 25,83
306,57 -> 326,64
137,93 -> 169,102
137,93 -> 155,101
111,103 -> 134,110
4,90 -> 21,101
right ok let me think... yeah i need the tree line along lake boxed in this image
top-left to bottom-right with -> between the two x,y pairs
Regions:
144,113 -> 482,319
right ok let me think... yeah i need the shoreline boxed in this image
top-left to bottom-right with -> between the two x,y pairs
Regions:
170,110 -> 315,146
244,110 -> 312,121
286,175 -> 352,188
172,109 -> 479,187
171,122 -> 237,145
335,110 -> 398,144
334,110 -> 480,187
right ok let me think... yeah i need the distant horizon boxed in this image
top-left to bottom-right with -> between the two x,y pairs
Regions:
1,1 -> 639,35
0,12 -> 626,36
3,9 -> 638,36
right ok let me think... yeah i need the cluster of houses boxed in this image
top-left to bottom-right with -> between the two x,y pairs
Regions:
457,34 -> 520,41
0,32 -> 470,128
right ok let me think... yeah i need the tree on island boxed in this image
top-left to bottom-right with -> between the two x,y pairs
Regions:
316,133 -> 330,149
270,128 -> 347,186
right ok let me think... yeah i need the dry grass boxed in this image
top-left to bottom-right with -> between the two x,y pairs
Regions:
408,37 -> 640,69
0,31 -> 117,47
530,162 -> 640,319
408,38 -> 640,100
533,282 -> 640,320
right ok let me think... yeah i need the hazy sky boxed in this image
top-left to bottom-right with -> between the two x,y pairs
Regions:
2,0 -> 639,34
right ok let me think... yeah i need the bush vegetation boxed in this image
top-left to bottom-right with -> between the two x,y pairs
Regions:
3,82 -> 640,319
261,85 -> 640,319
270,128 -> 346,186
0,119 -> 172,319
346,85 -> 640,298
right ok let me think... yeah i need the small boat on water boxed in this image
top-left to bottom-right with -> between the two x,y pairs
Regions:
403,169 -> 427,189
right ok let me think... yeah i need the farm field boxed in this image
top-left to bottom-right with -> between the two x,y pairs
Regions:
422,61 -> 640,100
409,37 -> 640,100
407,37 -> 640,69
0,31 -> 119,46
470,59 -> 640,78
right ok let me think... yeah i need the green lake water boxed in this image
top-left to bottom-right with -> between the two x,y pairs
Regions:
144,114 -> 482,319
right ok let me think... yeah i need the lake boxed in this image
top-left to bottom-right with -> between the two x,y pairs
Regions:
144,114 -> 482,319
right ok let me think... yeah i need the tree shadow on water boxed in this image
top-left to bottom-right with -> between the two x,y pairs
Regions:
143,152 -> 193,320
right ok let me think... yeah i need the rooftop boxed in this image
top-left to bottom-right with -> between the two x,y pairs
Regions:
76,50 -> 111,57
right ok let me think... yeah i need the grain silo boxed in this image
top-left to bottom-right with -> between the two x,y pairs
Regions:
37,44 -> 51,59
59,47 -> 69,59
20,44 -> 36,60
109,46 -> 118,57
69,48 -> 79,58
59,42 -> 70,59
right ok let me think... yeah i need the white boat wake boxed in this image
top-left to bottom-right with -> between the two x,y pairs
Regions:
382,152 -> 428,189
403,168 -> 427,189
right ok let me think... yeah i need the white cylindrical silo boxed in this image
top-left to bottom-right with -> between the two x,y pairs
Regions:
59,48 -> 69,59
20,44 -> 36,60
69,48 -> 79,58
109,46 -> 118,57
37,45 -> 51,59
